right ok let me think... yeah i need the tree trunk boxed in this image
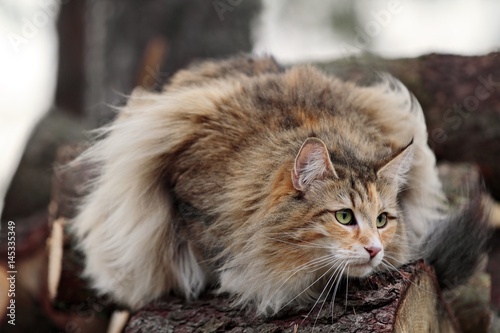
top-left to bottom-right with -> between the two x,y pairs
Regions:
82,0 -> 261,127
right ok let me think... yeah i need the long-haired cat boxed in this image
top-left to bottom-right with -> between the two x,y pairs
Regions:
71,55 -> 490,315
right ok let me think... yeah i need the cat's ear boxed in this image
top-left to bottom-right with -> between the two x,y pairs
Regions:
376,139 -> 414,186
292,138 -> 338,191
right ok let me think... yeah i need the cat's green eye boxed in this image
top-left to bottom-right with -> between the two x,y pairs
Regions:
376,213 -> 388,228
335,209 -> 355,225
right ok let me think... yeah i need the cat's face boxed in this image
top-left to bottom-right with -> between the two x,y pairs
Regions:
266,137 -> 412,283
294,173 -> 402,278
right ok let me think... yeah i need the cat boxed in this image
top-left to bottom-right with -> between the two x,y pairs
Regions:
71,55 -> 490,315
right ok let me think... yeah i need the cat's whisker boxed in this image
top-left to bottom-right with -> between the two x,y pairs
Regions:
303,261 -> 345,329
344,265 -> 350,314
381,260 -> 437,297
379,261 -> 428,294
296,264 -> 338,324
312,263 -> 346,332
381,260 -> 399,270
251,258 -> 332,296
265,255 -> 336,291
328,261 -> 347,321
266,256 -> 341,312
283,254 -> 333,274
380,261 -> 412,284
378,261 -> 399,283
312,261 -> 349,331
382,253 -> 411,266
283,255 -> 335,274
381,260 -> 405,274
242,254 -> 339,294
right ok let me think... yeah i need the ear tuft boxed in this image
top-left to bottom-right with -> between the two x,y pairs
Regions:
376,139 -> 414,187
292,138 -> 337,191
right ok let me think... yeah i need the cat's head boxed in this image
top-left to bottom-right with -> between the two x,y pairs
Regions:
269,137 -> 414,280
291,137 -> 413,277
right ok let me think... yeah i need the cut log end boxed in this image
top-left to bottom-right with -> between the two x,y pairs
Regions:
394,264 -> 455,333
107,310 -> 130,333
48,218 -> 65,301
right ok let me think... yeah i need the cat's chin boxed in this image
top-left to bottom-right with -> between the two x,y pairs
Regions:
346,263 -> 376,277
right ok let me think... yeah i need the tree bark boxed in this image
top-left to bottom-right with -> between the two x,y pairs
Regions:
124,261 -> 457,333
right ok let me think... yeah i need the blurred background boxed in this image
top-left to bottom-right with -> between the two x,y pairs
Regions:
0,0 -> 500,332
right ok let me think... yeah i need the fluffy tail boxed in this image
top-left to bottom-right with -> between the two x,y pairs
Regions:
70,87 -> 208,309
422,188 -> 491,289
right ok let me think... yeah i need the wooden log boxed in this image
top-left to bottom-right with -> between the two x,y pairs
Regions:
124,261 -> 457,333
444,272 -> 492,333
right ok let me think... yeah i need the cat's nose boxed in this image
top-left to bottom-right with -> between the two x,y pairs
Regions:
365,246 -> 381,259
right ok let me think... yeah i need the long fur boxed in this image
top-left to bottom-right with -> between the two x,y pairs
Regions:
422,188 -> 491,289
71,86 -> 215,308
70,55 -> 490,313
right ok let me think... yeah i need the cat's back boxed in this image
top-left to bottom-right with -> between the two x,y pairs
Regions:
157,56 -> 424,214
163,56 -> 417,174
